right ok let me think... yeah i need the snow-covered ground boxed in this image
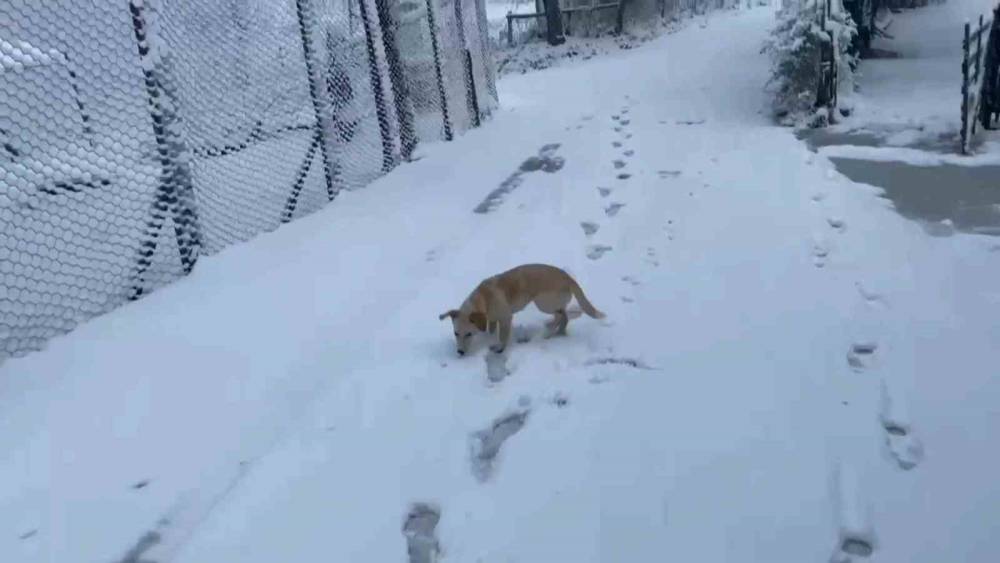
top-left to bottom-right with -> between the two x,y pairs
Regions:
3,5 -> 1000,563
836,0 -> 1000,153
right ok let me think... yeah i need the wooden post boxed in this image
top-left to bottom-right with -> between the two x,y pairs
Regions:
507,12 -> 514,46
975,14 -> 985,83
961,21 -> 971,154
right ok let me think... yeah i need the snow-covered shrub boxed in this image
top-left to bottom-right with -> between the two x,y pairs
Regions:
763,0 -> 858,126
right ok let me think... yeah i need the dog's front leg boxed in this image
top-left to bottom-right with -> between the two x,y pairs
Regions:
491,317 -> 512,354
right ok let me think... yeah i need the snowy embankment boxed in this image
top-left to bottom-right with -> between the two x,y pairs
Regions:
3,6 -> 1000,563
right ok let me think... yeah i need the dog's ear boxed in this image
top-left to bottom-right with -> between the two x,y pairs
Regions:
468,312 -> 487,331
438,309 -> 459,321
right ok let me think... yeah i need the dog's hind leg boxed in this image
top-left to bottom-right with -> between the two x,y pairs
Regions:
552,310 -> 569,336
535,291 -> 572,337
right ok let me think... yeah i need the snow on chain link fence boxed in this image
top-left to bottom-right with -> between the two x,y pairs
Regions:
0,0 -> 497,360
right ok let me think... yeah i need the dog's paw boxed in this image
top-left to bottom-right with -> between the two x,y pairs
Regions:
490,345 -> 506,355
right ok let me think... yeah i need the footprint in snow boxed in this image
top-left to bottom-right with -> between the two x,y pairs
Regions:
812,240 -> 830,268
581,221 -> 600,236
830,462 -> 877,562
470,403 -> 530,482
485,350 -> 511,384
645,247 -> 660,267
879,380 -> 924,470
617,173 -> 632,180
402,503 -> 441,563
658,170 -> 681,179
550,392 -> 570,408
612,141 -> 623,148
624,149 -> 635,157
513,324 -> 539,345
605,202 -> 625,217
828,217 -> 847,232
855,282 -> 889,309
621,275 -> 641,286
847,342 -> 877,372
587,245 -> 613,260
597,187 -> 613,197
585,356 -> 652,369
613,160 -> 627,169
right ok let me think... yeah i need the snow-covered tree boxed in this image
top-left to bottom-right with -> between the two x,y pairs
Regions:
763,0 -> 858,126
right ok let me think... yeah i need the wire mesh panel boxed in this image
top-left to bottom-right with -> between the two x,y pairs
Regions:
394,0 -> 455,141
0,0 -> 496,359
467,0 -> 499,114
1,0 -> 178,357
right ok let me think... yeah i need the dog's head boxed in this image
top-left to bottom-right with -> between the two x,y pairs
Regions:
439,309 -> 487,356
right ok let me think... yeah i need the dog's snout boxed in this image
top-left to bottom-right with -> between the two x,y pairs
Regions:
457,349 -> 466,356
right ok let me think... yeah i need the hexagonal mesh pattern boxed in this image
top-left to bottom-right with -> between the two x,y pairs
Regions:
0,0 -> 497,359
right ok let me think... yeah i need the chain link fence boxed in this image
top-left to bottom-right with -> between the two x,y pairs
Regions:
0,0 -> 497,360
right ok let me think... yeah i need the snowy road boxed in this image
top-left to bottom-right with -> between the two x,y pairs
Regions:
3,7 -> 1000,563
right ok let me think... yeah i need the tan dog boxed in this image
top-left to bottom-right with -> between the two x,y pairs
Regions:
440,264 -> 605,356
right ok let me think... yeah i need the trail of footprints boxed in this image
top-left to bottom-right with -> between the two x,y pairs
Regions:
809,163 -> 923,561
583,98 -> 637,262
409,98 -> 689,557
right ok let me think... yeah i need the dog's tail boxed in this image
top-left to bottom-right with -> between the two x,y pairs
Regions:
570,279 -> 605,319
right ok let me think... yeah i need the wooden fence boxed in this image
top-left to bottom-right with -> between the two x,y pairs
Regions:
960,6 -> 998,154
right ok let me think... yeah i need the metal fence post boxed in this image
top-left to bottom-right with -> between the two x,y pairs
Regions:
454,0 -> 481,127
473,0 -> 499,105
358,0 -> 396,171
425,0 -> 454,140
127,0 -> 202,300
375,0 -> 419,160
294,0 -> 338,199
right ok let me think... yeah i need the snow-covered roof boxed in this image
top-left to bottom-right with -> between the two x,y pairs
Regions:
0,37 -> 64,75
